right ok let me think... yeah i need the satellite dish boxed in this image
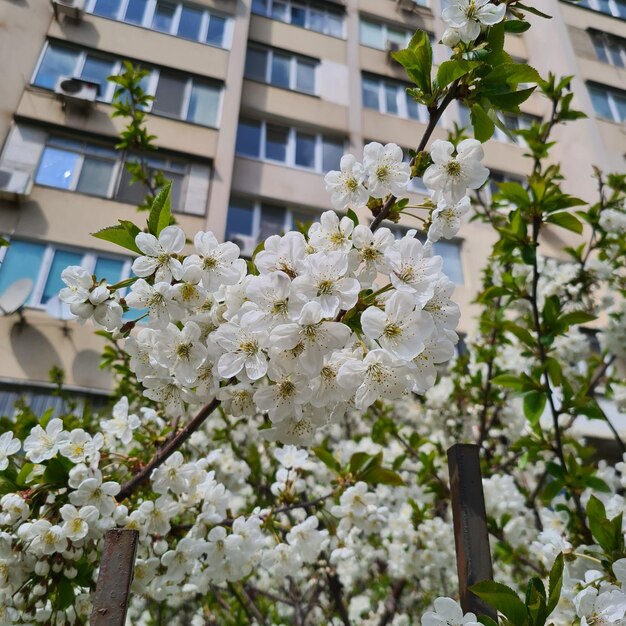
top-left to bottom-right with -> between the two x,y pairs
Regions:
0,278 -> 33,316
45,295 -> 76,321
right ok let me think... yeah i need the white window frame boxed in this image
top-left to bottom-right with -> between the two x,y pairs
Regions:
0,239 -> 132,310
237,119 -> 344,173
577,0 -> 626,19
588,83 -> 626,122
251,0 -> 346,38
362,74 -> 429,122
590,30 -> 626,67
85,0 -> 233,49
246,43 -> 319,95
359,17 -> 413,50
31,42 -> 122,102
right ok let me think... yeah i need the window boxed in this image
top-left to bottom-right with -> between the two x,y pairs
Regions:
590,31 -> 626,68
359,18 -> 414,50
362,74 -> 429,122
33,43 -> 117,100
245,44 -> 318,94
482,170 -> 525,204
85,0 -> 232,49
588,83 -> 626,122
33,135 -> 198,211
33,42 -> 221,127
252,0 -> 345,38
226,197 -> 320,248
0,240 -> 130,309
569,0 -> 626,19
235,119 -> 344,172
390,227 -> 464,285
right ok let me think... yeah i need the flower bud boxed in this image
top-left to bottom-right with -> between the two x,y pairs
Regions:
153,539 -> 168,556
34,560 -> 50,576
442,28 -> 461,47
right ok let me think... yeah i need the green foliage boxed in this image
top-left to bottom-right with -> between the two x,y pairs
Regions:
392,30 -> 433,96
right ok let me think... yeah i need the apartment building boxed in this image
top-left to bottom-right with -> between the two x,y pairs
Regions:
0,0 -> 624,416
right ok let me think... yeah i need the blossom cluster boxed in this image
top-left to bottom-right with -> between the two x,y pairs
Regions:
58,139 -> 490,445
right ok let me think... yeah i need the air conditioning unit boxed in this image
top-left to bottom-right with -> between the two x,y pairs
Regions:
396,0 -> 426,12
55,76 -> 99,110
0,168 -> 33,202
51,0 -> 86,21
231,235 -> 257,258
386,40 -> 403,53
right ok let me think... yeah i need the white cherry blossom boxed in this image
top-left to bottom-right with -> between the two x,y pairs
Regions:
125,280 -> 184,327
156,321 -> 208,385
59,504 -> 99,541
23,418 -> 69,464
189,231 -> 246,292
442,0 -> 506,43
363,142 -> 411,197
0,432 -> 20,471
101,397 -> 141,445
308,210 -> 355,252
324,155 -> 369,211
132,225 -> 185,283
428,195 -> 471,242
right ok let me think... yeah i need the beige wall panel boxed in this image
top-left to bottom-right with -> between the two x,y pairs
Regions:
362,109 -> 449,147
15,91 -> 219,158
578,57 -> 626,92
0,312 -> 114,390
249,16 -> 347,63
596,118 -> 626,173
560,2 -> 626,38
0,2 -> 51,144
231,157 -> 330,209
0,187 -> 204,252
504,34 -> 528,60
482,140 -> 533,176
240,81 -> 349,132
360,46 -> 414,81
357,0 -> 434,33
48,17 -> 229,80
568,25 -> 599,62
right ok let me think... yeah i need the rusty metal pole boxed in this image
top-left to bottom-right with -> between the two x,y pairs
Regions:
447,443 -> 497,622
90,529 -> 139,626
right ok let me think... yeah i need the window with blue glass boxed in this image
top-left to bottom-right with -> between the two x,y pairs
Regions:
568,0 -> 626,19
252,0 -> 344,37
0,240 -> 130,308
85,0 -> 232,48
588,82 -> 626,123
362,73 -> 429,122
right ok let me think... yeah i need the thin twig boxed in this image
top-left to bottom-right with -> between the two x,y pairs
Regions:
326,570 -> 352,626
377,580 -> 406,626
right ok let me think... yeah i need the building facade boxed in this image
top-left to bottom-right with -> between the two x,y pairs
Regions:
0,0 -> 624,410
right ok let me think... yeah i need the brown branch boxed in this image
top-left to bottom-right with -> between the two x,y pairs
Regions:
116,397 -> 221,501
326,570 -> 351,626
377,580 -> 406,626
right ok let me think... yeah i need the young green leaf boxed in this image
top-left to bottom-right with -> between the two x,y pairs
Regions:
92,223 -> 142,255
471,103 -> 496,142
471,581 -> 528,626
147,181 -> 173,236
392,30 -> 432,95
547,553 -> 564,615
545,212 -> 583,234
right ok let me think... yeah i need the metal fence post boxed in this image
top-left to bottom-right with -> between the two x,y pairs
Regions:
90,529 -> 139,626
447,443 -> 497,622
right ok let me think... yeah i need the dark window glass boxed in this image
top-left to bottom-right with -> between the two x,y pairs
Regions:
295,132 -> 316,168
236,120 -> 262,157
291,5 -> 307,26
616,0 -> 626,17
296,59 -> 316,93
589,85 -> 613,120
327,13 -> 343,37
116,167 -> 150,205
406,94 -> 421,120
153,72 -> 186,117
245,47 -> 268,82
259,204 -> 286,241
124,0 -> 148,24
80,56 -> 116,98
92,0 -> 121,18
164,171 -> 184,208
178,6 -> 203,40
309,8 -> 325,32
322,138 -> 343,172
76,158 -> 115,197
271,53 -> 291,88
187,83 -> 219,127
206,15 -> 226,46
35,147 -> 80,189
34,45 -> 79,90
251,0 -> 269,14
362,78 -> 380,110
152,1 -> 176,32
226,199 -> 255,238
271,1 -> 289,21
592,33 -> 609,62
614,91 -> 626,121
94,258 -> 125,286
265,125 -> 289,162
384,83 -> 398,115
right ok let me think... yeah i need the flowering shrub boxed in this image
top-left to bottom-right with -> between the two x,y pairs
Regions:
1,1 -> 626,625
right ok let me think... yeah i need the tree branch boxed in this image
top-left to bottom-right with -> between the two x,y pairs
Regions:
377,580 -> 406,626
116,397 -> 221,501
326,570 -> 351,626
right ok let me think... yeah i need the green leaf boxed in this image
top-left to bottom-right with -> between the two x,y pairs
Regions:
43,457 -> 71,486
547,554 -> 564,615
516,3 -> 553,18
492,375 -> 525,391
436,60 -> 478,88
16,462 -> 34,487
558,311 -> 596,326
92,222 -> 142,255
312,447 -> 340,473
586,495 -> 616,553
504,20 -> 531,33
56,579 -> 75,610
391,30 -> 432,94
471,581 -> 528,626
478,617 -> 499,626
147,182 -> 172,236
483,63 -> 541,90
585,476 -> 611,493
349,452 -> 373,474
489,87 -> 536,111
346,209 -> 359,228
545,357 -> 562,386
524,391 -> 546,424
471,103 -> 496,142
360,466 -> 405,487
545,212 -> 583,234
